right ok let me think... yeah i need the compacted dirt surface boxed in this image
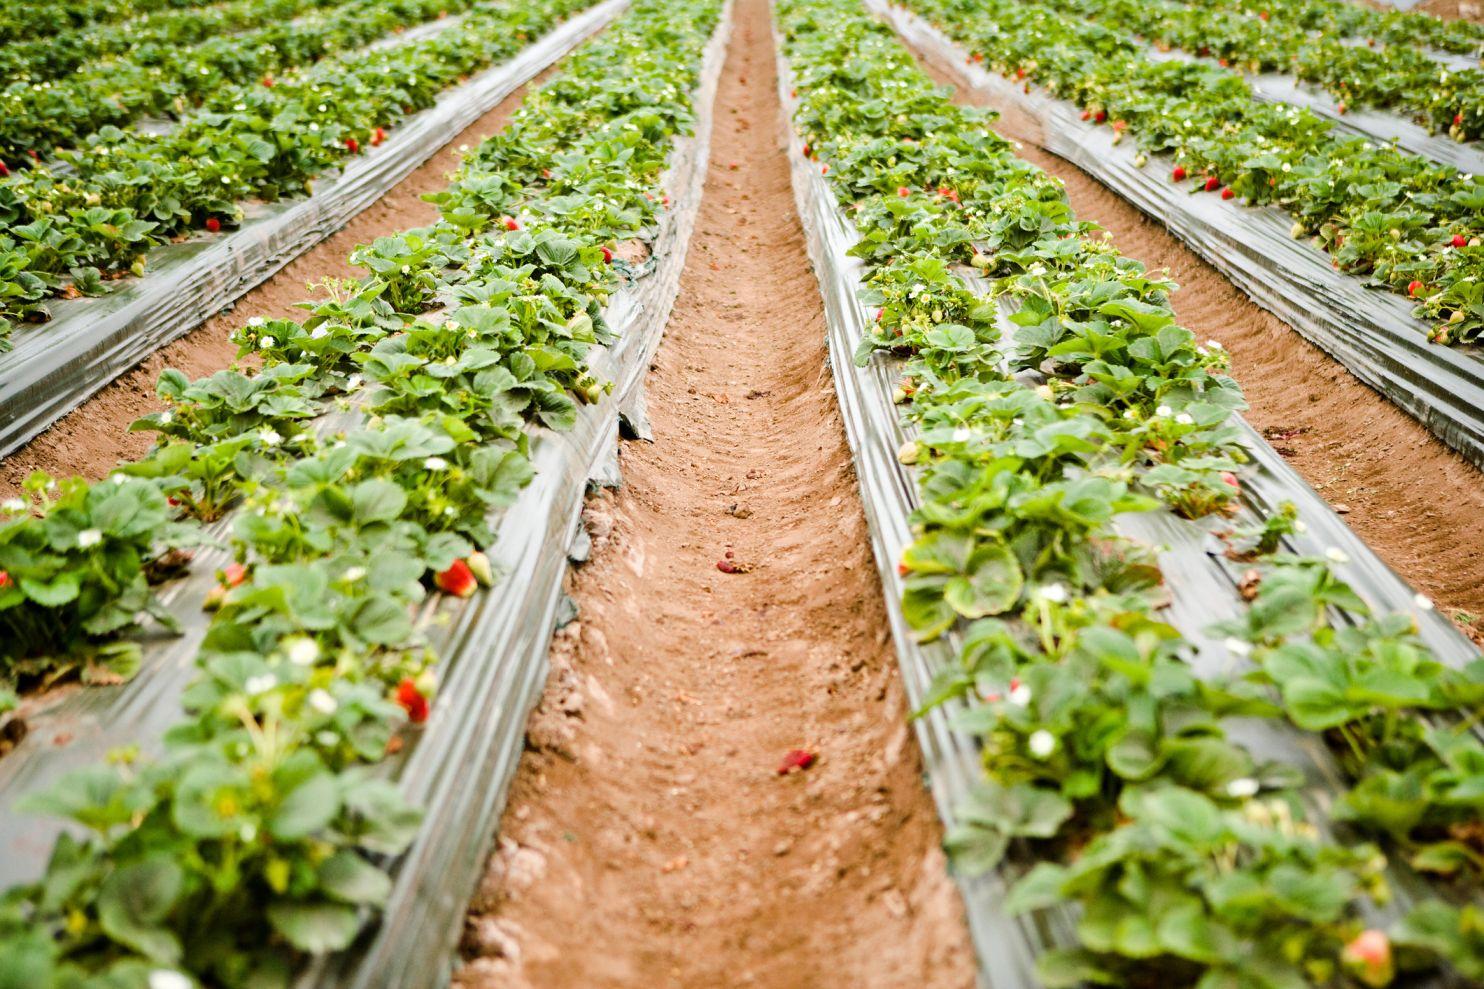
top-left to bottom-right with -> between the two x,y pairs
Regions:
0,67 -> 560,498
454,2 -> 977,986
899,35 -> 1484,638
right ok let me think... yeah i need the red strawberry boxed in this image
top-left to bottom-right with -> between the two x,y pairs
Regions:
205,216 -> 221,233
1080,110 -> 1091,121
897,186 -> 910,197
1221,187 -> 1235,200
466,551 -> 494,587
1258,9 -> 1268,19
345,137 -> 359,154
396,678 -> 429,724
262,75 -> 274,88
801,143 -> 810,157
777,748 -> 816,774
0,161 -> 8,177
1337,102 -> 1347,115
1409,280 -> 1425,297
222,562 -> 248,587
1341,930 -> 1393,988
1172,165 -> 1187,182
0,570 -> 11,589
1016,67 -> 1026,79
1455,113 -> 1465,127
601,245 -> 614,264
1220,471 -> 1240,490
502,216 -> 520,231
897,561 -> 910,577
1094,109 -> 1107,123
371,127 -> 387,147
1204,175 -> 1220,192
435,559 -> 477,597
1451,234 -> 1467,248
820,164 -> 828,175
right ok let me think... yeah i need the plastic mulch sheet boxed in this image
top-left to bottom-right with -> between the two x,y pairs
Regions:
0,0 -> 627,460
776,33 -> 1480,989
867,0 -> 1484,475
1142,46 -> 1484,176
0,7 -> 727,988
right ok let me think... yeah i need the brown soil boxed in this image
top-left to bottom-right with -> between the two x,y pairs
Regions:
0,69 -> 558,498
453,2 -> 977,986
900,35 -> 1484,638
1412,0 -> 1484,25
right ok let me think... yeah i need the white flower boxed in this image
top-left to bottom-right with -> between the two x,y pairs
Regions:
1035,384 -> 1054,400
1009,683 -> 1033,706
345,375 -> 362,391
148,970 -> 194,989
951,427 -> 970,443
284,636 -> 319,666
1028,730 -> 1057,759
259,335 -> 276,349
1226,777 -> 1260,799
1280,162 -> 1291,173
221,175 -> 231,185
239,822 -> 258,843
1325,546 -> 1350,565
245,674 -> 277,696
77,529 -> 102,548
1206,339 -> 1224,350
1122,408 -> 1138,419
423,456 -> 449,471
1175,413 -> 1194,426
1293,519 -> 1308,534
308,689 -> 338,715
316,730 -> 339,747
1155,404 -> 1173,417
1035,582 -> 1068,604
159,410 -> 173,424
1223,636 -> 1252,657
343,566 -> 366,582
309,325 -> 329,339
259,428 -> 282,447
1414,592 -> 1435,611
247,316 -> 265,327
2,498 -> 25,512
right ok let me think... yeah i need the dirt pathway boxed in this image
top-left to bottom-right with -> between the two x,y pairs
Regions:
899,35 -> 1484,638
0,65 -> 560,497
454,1 -> 977,986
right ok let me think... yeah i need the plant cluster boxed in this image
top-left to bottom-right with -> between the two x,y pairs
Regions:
0,0 -> 205,45
780,0 -> 1484,983
0,0 -> 591,346
900,0 -> 1484,345
1035,0 -> 1483,142
1192,0 -> 1484,59
0,0 -> 722,985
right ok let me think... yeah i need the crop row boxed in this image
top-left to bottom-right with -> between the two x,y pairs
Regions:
0,0 -> 477,163
0,0 -> 348,82
780,0 -> 1484,982
897,0 -> 1484,347
0,0 -> 591,348
0,0 -> 723,984
1192,0 -> 1484,60
0,0 -> 210,46
1035,0 -> 1483,144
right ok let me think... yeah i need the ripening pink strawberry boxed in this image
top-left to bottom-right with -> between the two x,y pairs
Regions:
1455,113 -> 1465,127
371,127 -> 387,147
1341,930 -> 1393,988
0,570 -> 11,589
1080,110 -> 1091,121
435,559 -> 477,597
1409,280 -> 1425,297
502,216 -> 520,231
1172,165 -> 1187,182
897,561 -> 910,577
1220,471 -> 1240,490
222,562 -> 248,587
205,217 -> 221,233
262,76 -> 274,88
897,186 -> 910,197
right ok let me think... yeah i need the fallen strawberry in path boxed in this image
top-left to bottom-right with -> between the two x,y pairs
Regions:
396,678 -> 429,724
777,748 -> 817,775
716,558 -> 755,574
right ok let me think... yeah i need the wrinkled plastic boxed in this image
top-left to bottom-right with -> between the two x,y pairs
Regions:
778,32 -> 1478,989
871,0 -> 1484,475
0,10 -> 725,989
0,0 -> 627,460
1144,46 -> 1484,176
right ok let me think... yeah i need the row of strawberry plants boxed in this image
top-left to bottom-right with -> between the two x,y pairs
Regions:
780,0 -> 1483,983
1188,0 -> 1484,59
897,0 -> 1484,347
0,0 -> 722,984
0,0 -> 476,164
0,0 -> 211,45
1035,0 -> 1482,143
0,0 -> 592,348
0,0 -> 349,82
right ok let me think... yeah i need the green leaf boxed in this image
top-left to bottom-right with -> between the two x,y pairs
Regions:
266,900 -> 362,954
97,857 -> 184,963
318,851 -> 392,907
